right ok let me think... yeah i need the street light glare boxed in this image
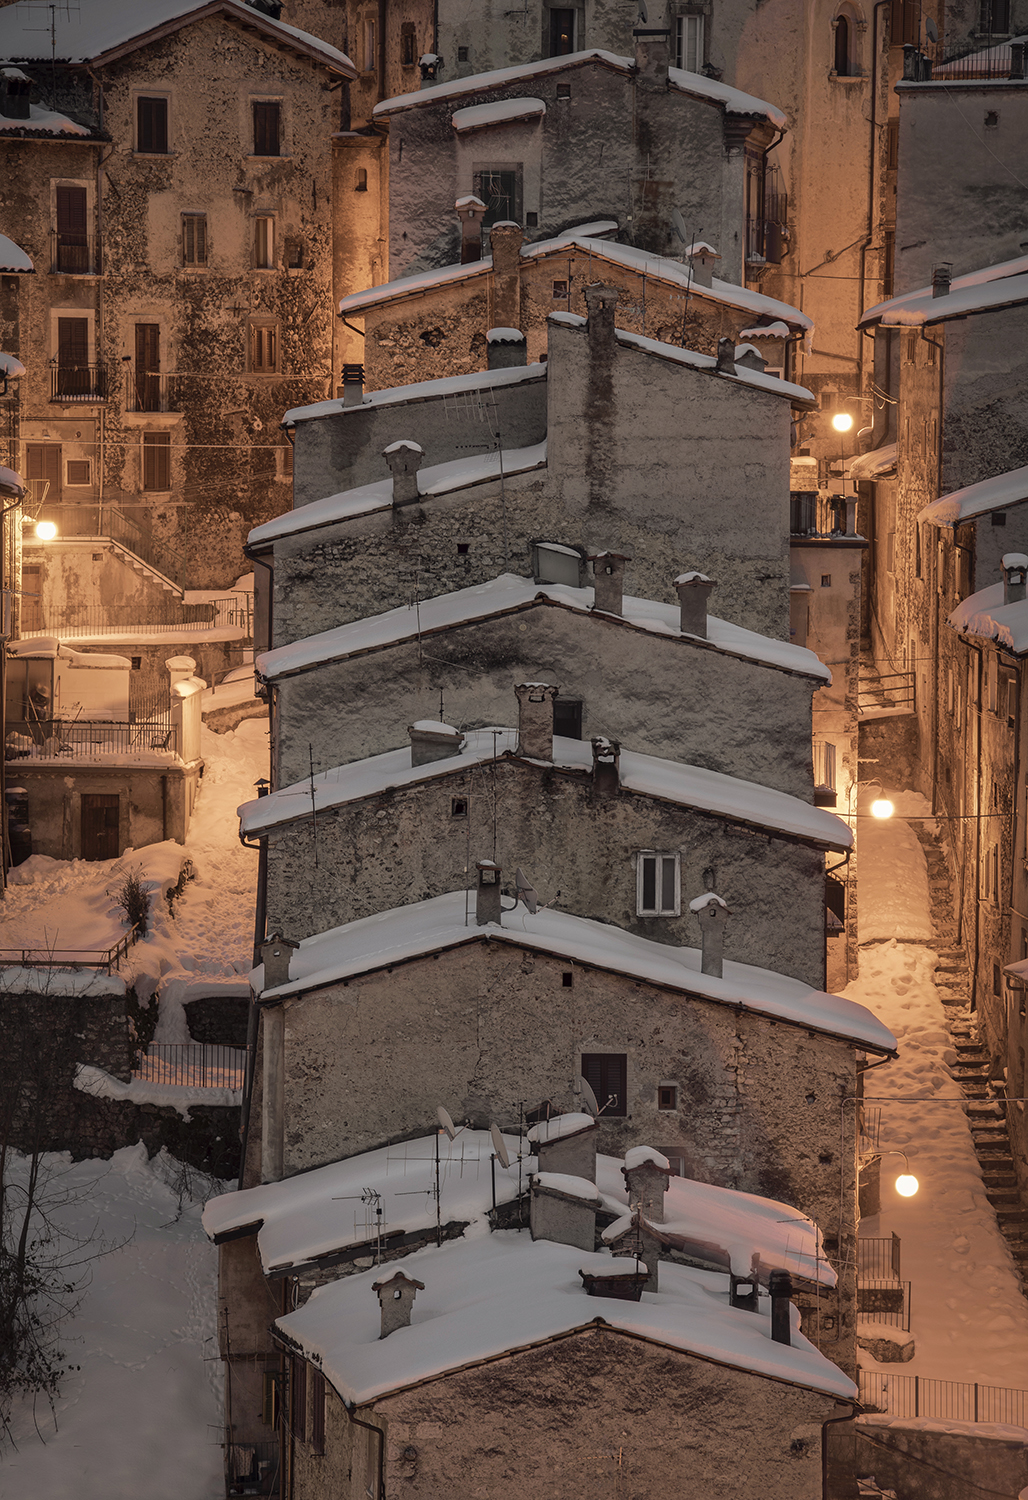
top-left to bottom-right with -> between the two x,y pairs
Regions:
35,521 -> 57,541
870,797 -> 895,819
831,412 -> 854,432
895,1173 -> 919,1197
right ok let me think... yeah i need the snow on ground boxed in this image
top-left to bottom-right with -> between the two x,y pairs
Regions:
847,789 -> 1028,1389
0,1146 -> 224,1499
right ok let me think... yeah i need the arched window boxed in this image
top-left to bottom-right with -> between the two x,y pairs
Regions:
834,14 -> 851,73
354,167 -> 368,192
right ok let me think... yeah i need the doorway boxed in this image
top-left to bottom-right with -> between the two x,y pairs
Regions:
80,793 -> 120,860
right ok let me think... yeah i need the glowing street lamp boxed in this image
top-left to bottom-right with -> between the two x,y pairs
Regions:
35,520 -> 57,541
831,412 -> 854,433
871,795 -> 895,820
878,1149 -> 919,1197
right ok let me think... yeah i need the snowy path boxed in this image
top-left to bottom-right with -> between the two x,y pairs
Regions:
846,790 -> 1028,1388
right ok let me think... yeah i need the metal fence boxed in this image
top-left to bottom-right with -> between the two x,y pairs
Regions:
0,925 -> 140,974
858,1279 -> 912,1332
134,1043 -> 247,1090
4,720 -> 179,761
928,38 -> 1027,80
857,1234 -> 902,1281
859,1371 -> 1028,1424
227,1438 -> 279,1497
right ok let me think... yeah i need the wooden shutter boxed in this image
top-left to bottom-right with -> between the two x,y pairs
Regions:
57,317 -> 88,367
182,214 -> 207,265
581,1054 -> 627,1117
137,97 -> 168,153
253,101 -> 280,156
135,324 -> 160,411
142,433 -> 171,490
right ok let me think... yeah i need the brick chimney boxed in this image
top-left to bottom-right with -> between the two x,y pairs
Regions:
409,720 -> 463,766
515,681 -> 558,761
489,221 -> 523,328
486,328 -> 527,370
530,1175 -> 602,1250
715,336 -> 736,373
456,194 -> 487,263
686,241 -> 720,289
769,1269 -> 793,1345
527,1113 -> 598,1182
372,1270 -> 424,1337
1,70 -> 31,120
931,263 -> 953,298
691,892 -> 729,978
475,858 -> 503,926
734,343 -> 767,375
341,363 -> 364,408
383,439 -> 423,506
259,931 -> 299,991
588,550 -> 631,615
675,572 -> 716,638
633,25 -> 670,86
584,282 -> 618,359
622,1147 -> 671,1225
1003,553 -> 1028,604
591,736 -> 621,798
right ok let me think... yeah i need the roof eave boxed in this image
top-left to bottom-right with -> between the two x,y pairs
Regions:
84,0 -> 355,76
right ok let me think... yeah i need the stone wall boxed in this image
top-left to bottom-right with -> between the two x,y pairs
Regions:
827,1413 -> 1028,1500
12,760 -> 201,859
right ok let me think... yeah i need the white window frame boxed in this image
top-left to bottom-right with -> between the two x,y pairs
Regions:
636,851 -> 681,916
254,216 -> 275,270
676,13 -> 705,72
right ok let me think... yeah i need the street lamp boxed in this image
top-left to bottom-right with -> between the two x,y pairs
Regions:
831,412 -> 854,434
35,520 -> 56,542
861,777 -> 894,820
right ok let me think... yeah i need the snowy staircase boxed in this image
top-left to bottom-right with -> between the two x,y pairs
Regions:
857,655 -> 916,718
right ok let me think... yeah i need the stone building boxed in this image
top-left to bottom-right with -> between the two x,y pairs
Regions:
0,0 -> 356,589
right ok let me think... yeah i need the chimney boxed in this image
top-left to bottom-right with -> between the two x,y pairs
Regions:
0,70 -> 31,120
489,221 -> 524,328
475,858 -> 503,926
486,327 -> 527,370
588,550 -> 631,615
691,891 -> 729,977
583,282 -> 618,358
419,52 -> 442,85
675,572 -> 716,638
633,26 -> 670,86
528,1113 -> 598,1182
734,343 -> 767,375
456,194 -> 487,264
259,931 -> 299,991
515,680 -> 558,761
932,263 -> 953,298
408,719 -> 463,766
1003,553 -> 1028,604
383,439 -> 423,506
530,1175 -> 602,1250
591,736 -> 621,798
372,1270 -> 425,1337
769,1269 -> 793,1345
685,241 -> 720,289
165,654 -> 197,689
715,336 -> 736,373
341,363 -> 364,407
730,1272 -> 760,1312
622,1146 -> 671,1226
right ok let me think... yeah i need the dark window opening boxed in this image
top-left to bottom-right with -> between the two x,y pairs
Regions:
355,167 -> 368,192
310,1370 -> 325,1454
524,1099 -> 555,1125
556,82 -> 572,99
526,211 -> 538,227
130,656 -> 142,671
473,168 -> 520,227
401,24 -> 417,65
285,238 -> 305,270
451,797 -> 468,818
658,1085 -> 678,1110
553,698 -> 583,739
549,8 -> 575,55
253,101 -> 281,156
458,45 -> 469,61
562,971 -> 574,988
456,542 -> 470,555
55,185 -> 89,272
581,1053 -> 627,1117
142,432 -> 171,491
182,213 -> 207,266
980,0 -> 1011,31
137,96 -> 168,153
552,279 -> 569,299
834,15 -> 851,74
992,511 -> 1007,526
290,1357 -> 306,1443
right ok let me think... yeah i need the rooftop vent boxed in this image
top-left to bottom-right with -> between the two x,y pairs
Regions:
382,439 -> 423,506
588,549 -> 631,615
675,572 -> 716,639
475,857 -> 503,926
690,891 -> 729,978
372,1270 -> 424,1338
515,680 -> 558,761
259,931 -> 299,991
341,363 -> 364,407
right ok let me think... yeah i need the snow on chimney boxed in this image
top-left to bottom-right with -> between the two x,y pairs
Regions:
486,327 -> 527,370
530,1173 -> 603,1250
408,720 -> 463,766
932,263 -> 953,298
685,241 -> 721,289
715,336 -> 736,373
383,439 -> 423,506
591,736 -> 621,797
341,363 -> 364,407
475,858 -> 503,926
456,194 -> 487,264
622,1146 -> 671,1225
633,25 -> 670,85
1003,553 -> 1028,604
690,891 -> 729,978
584,282 -> 618,357
588,549 -> 630,615
527,1112 -> 598,1182
675,571 -> 716,638
373,1270 -> 424,1338
769,1269 -> 793,1345
515,681 -> 558,761
734,342 -> 767,375
489,221 -> 524,328
259,931 -> 299,991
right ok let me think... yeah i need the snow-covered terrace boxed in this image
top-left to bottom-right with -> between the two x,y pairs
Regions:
249,891 -> 896,1053
920,462 -> 1028,527
861,254 -> 1028,327
275,1232 -> 855,1406
239,727 -> 851,849
255,572 -> 831,683
949,581 -> 1028,653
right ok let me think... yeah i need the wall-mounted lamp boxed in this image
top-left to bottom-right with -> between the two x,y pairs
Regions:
831,412 -> 854,433
35,520 -> 57,541
861,777 -> 894,820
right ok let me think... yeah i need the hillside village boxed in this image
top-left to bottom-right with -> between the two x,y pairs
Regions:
4,0 -> 1028,1497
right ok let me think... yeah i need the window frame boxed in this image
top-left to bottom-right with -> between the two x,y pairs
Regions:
135,94 -> 170,155
253,216 -> 275,270
141,431 -> 171,492
473,164 -> 522,228
252,99 -> 282,158
676,12 -> 705,72
580,1052 -> 628,1118
181,212 -> 208,267
636,851 -> 681,917
250,321 -> 280,375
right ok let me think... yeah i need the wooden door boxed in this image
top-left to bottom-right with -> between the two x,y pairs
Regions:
56,317 -> 89,397
25,443 -> 62,503
134,323 -> 160,411
20,563 -> 43,633
80,793 -> 120,861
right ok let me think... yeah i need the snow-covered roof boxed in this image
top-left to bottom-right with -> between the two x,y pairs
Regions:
949,581 -> 1028,653
452,97 -> 546,132
250,891 -> 894,1053
248,442 -> 547,547
0,352 -> 27,376
373,49 -> 786,128
527,1112 -> 594,1145
0,101 -> 91,135
860,260 -> 1028,328
239,726 -> 851,849
849,443 -> 898,482
254,574 -> 832,683
0,233 -> 32,272
0,0 -> 355,72
339,230 -> 811,332
0,464 -> 26,497
274,1232 -> 854,1405
281,360 -> 545,427
920,462 -> 1028,527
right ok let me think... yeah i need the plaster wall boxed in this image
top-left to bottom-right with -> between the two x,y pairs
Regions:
12,760 -> 200,858
21,539 -> 183,627
262,760 -> 828,983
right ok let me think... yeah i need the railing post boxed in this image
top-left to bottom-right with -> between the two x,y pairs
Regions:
915,1374 -> 919,1417
975,1382 -> 979,1422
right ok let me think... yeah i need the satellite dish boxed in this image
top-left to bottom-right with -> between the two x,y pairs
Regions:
437,1106 -> 457,1140
515,867 -> 539,914
925,15 -> 938,42
577,1076 -> 600,1117
637,0 -> 648,21
490,1122 -> 511,1169
671,207 -> 688,244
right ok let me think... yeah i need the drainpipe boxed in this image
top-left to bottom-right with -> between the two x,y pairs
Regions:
758,126 -> 785,264
346,1407 -> 385,1498
822,1403 -> 859,1498
921,327 -> 945,819
857,0 -> 890,351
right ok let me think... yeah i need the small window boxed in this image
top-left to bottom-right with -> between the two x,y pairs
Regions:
992,511 -> 1007,526
553,699 -> 583,740
182,213 -> 207,266
355,167 -> 368,192
137,96 -> 168,154
676,13 -> 705,71
660,1150 -> 686,1177
549,8 -> 575,55
905,331 -> 918,364
142,432 -> 171,491
458,45 -> 469,61
821,574 -> 832,587
980,0 -> 1011,31
401,23 -> 417,66
363,18 -> 377,71
473,167 -> 520,227
562,971 -> 574,988
251,324 -> 278,373
886,119 -> 899,171
456,542 -> 470,555
130,656 -> 142,671
253,101 -> 281,157
66,459 -> 91,485
658,1084 -> 678,1110
833,14 -> 853,74
310,1370 -> 325,1455
556,83 -> 572,99
254,217 -> 274,269
451,797 -> 468,818
285,237 -> 305,270
581,1053 -> 627,1117
637,852 -> 680,916
552,279 -> 569,299
985,109 -> 1000,129
526,211 -> 539,227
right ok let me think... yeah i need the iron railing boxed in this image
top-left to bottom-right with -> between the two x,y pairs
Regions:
925,38 -> 1027,80
50,363 -> 105,402
126,370 -> 180,414
857,1233 -> 902,1281
790,490 -> 851,537
35,598 -> 251,637
858,1279 -> 912,1331
134,1043 -> 247,1090
5,719 -> 179,761
857,670 -> 916,712
860,1371 -> 1028,1424
50,229 -> 100,275
0,925 -> 140,974
227,1438 -> 280,1497
28,501 -> 185,588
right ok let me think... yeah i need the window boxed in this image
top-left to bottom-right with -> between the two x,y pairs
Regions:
886,119 -> 899,171
285,237 -> 304,270
310,1370 -> 325,1455
363,18 -> 377,71
142,432 -> 171,491
251,323 -> 278,373
451,797 -> 468,818
581,1053 -> 627,1117
401,22 -> 417,65
887,531 -> 896,573
55,317 -> 90,398
134,322 -> 161,412
676,13 -> 705,71
637,852 -> 680,916
458,45 -> 469,61
290,1357 -> 306,1443
821,574 -> 832,587
473,167 -> 520,227
553,699 -> 583,739
658,1084 -> 678,1110
252,101 -> 281,156
659,1150 -> 686,1177
254,217 -> 274,269
905,331 -> 918,363
556,82 -> 571,99
355,167 -> 368,192
66,459 -> 91,485
833,14 -> 853,74
549,8 -> 575,55
182,213 -> 207,266
889,0 -> 919,44
980,0 -> 1011,31
992,510 -> 1007,526
54,184 -> 89,273
136,96 -> 168,154
562,971 -> 574,988
552,279 -> 569,299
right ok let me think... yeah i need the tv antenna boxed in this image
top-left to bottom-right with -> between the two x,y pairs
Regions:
331,1186 -> 385,1264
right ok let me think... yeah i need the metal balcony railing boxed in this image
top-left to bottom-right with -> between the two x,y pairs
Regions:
50,229 -> 100,275
126,370 -> 180,413
50,363 -> 105,403
134,1043 -> 247,1090
790,490 -> 856,537
5,719 -> 179,761
227,1439 -> 280,1497
35,597 -> 252,638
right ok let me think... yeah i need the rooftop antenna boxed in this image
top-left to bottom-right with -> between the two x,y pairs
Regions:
577,1076 -> 601,1116
331,1187 -> 385,1264
435,1106 -> 459,1245
489,1121 -> 510,1215
924,14 -> 938,45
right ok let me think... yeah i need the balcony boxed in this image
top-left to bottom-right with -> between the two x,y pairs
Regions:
50,229 -> 100,275
50,363 -> 105,403
4,719 -> 180,762
790,489 -> 859,539
126,370 -> 180,414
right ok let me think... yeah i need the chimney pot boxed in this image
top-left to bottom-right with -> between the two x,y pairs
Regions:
769,1269 -> 793,1345
622,1147 -> 671,1225
691,891 -> 729,978
475,858 -> 503,926
675,572 -> 716,638
383,439 -> 424,506
515,680 -> 558,761
456,194 -> 487,263
734,342 -> 767,375
583,282 -> 618,351
588,549 -> 631,615
715,337 -> 736,373
373,1270 -> 425,1338
342,363 -> 364,407
931,263 -> 953,298
591,736 -> 621,798
409,720 -> 463,766
259,931 -> 299,992
633,25 -> 671,85
488,221 -> 524,329
486,327 -> 527,370
685,240 -> 720,289
1003,552 -> 1028,604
